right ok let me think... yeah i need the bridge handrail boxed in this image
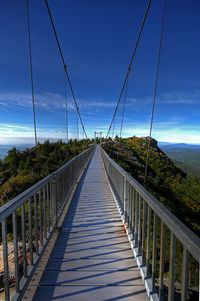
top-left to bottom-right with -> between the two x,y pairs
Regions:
0,146 -> 94,301
101,148 -> 200,260
0,147 -> 93,223
101,147 -> 200,300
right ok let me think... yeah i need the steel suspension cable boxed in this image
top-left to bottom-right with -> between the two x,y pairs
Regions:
44,0 -> 88,138
112,116 -> 116,139
120,75 -> 129,138
64,72 -> 69,142
106,0 -> 152,138
77,112 -> 79,140
144,0 -> 167,184
26,0 -> 37,146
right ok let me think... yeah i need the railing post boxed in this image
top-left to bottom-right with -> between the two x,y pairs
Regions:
159,221 -> 165,300
28,198 -> 33,266
39,190 -> 43,248
168,233 -> 176,301
2,219 -> 10,301
146,205 -> 151,278
138,195 -> 142,255
52,173 -> 57,225
134,191 -> 138,247
142,200 -> 147,264
152,213 -> 157,292
34,194 -> 39,255
12,211 -> 20,294
123,176 -> 127,223
21,203 -> 27,278
181,247 -> 189,301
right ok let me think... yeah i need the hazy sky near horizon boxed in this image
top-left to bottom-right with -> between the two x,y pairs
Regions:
0,0 -> 200,144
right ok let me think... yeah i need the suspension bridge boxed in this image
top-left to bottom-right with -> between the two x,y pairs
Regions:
0,0 -> 200,301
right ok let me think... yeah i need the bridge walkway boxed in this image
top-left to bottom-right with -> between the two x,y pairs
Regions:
31,147 -> 148,300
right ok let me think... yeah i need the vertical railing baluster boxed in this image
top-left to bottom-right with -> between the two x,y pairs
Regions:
132,189 -> 135,236
2,219 -> 10,301
146,205 -> 152,277
127,181 -> 130,227
159,221 -> 165,300
138,195 -> 141,255
152,213 -> 158,292
65,171 -> 67,199
62,171 -> 65,205
168,233 -> 176,301
28,198 -> 33,266
134,191 -> 138,247
123,177 -> 126,220
61,173 -> 63,206
63,172 -> 66,203
34,194 -> 39,255
43,186 -> 47,241
56,170 -> 59,213
50,181 -> 53,229
142,200 -> 147,264
57,175 -> 60,212
21,203 -> 27,278
12,211 -> 19,294
181,247 -> 189,301
39,190 -> 43,247
129,186 -> 133,232
47,183 -> 50,234
66,169 -> 69,200
52,174 -> 57,225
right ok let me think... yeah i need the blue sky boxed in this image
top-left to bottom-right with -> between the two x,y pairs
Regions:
0,0 -> 199,144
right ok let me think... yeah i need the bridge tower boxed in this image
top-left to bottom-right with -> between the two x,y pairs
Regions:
94,131 -> 103,145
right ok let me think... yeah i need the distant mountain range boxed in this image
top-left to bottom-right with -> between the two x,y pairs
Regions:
158,142 -> 200,148
160,142 -> 200,177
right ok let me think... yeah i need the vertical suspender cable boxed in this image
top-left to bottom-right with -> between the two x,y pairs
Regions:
120,75 -> 129,138
106,0 -> 152,138
144,0 -> 167,184
112,116 -> 116,139
26,0 -> 37,146
77,112 -> 79,140
64,70 -> 69,142
44,0 -> 87,139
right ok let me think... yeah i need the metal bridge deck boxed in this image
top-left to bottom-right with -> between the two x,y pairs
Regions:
32,147 -> 148,301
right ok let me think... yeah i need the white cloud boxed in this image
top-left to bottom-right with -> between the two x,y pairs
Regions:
1,89 -> 198,113
0,91 -> 75,111
0,122 -> 79,144
0,89 -> 199,144
0,91 -> 119,113
159,90 -> 200,104
0,120 -> 199,145
127,90 -> 200,106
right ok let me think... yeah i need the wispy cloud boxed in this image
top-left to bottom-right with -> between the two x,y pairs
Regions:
0,90 -> 199,144
0,92 -> 74,111
127,90 -> 200,106
160,90 -> 200,104
116,124 -> 200,144
0,121 -> 199,145
1,89 -> 198,115
0,91 -> 118,112
0,122 -> 78,143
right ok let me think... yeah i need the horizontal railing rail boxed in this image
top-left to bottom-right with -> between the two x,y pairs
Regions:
0,146 -> 94,301
101,147 -> 200,301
